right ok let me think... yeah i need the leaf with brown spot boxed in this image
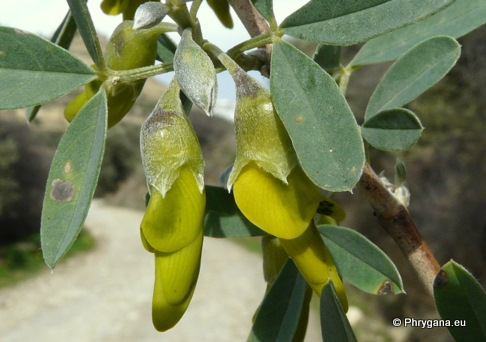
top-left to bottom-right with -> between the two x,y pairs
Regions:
434,260 -> 486,342
50,179 -> 76,202
41,90 -> 107,268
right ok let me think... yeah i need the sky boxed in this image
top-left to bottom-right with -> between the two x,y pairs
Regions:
0,0 -> 306,102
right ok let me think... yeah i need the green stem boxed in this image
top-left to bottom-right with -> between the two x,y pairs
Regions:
190,0 -> 203,20
203,42 -> 224,59
226,33 -> 273,58
168,1 -> 204,44
149,22 -> 179,35
108,62 -> 174,84
338,65 -> 352,96
365,141 -> 371,164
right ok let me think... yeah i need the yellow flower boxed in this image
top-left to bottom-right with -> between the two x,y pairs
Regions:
217,52 -> 348,309
217,53 -> 323,240
279,222 -> 348,311
140,79 -> 205,331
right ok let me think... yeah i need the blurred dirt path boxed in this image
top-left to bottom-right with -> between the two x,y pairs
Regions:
0,201 -> 321,341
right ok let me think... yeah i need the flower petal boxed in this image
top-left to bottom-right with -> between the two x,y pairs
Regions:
279,222 -> 348,311
233,161 -> 323,239
141,167 -> 205,252
152,289 -> 193,332
140,227 -> 155,253
157,230 -> 203,305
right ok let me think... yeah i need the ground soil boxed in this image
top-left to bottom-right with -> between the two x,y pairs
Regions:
0,201 -> 321,341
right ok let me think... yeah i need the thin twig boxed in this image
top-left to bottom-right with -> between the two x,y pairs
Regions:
227,0 -> 270,38
227,0 -> 271,76
358,163 -> 441,296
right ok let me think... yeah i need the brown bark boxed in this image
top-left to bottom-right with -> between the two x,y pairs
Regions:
358,163 -> 441,295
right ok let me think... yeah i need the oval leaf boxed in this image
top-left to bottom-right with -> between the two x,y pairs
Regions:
66,0 -> 105,69
351,0 -> 486,66
362,109 -> 423,152
251,0 -> 275,22
271,40 -> 364,192
26,10 -> 78,122
248,259 -> 311,342
280,0 -> 454,45
319,225 -> 404,295
41,90 -> 107,268
434,260 -> 486,342
320,280 -> 357,342
366,36 -> 461,118
204,186 -> 266,238
0,26 -> 96,110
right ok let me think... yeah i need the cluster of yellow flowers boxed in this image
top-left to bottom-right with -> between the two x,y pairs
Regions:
71,2 -> 347,330
137,52 -> 347,330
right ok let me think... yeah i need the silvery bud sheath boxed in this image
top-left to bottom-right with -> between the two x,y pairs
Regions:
140,78 -> 205,331
174,28 -> 217,116
217,53 -> 348,310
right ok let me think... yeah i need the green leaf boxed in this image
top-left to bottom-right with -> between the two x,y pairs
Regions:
361,109 -> 423,152
251,0 -> 275,22
248,259 -> 311,342
280,0 -> 455,45
270,40 -> 364,192
313,45 -> 341,71
319,225 -> 405,295
204,186 -> 266,238
66,0 -> 105,69
434,260 -> 486,342
156,33 -> 177,63
366,36 -> 461,119
0,26 -> 96,110
320,280 -> 357,342
351,0 -> 486,66
26,10 -> 78,122
51,10 -> 78,50
41,90 -> 107,268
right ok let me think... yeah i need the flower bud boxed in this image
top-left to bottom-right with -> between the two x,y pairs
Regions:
65,20 -> 167,128
394,158 -> 407,186
133,2 -> 169,30
174,28 -> 217,116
